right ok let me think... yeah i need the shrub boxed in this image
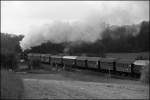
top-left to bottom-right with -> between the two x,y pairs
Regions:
1,53 -> 18,70
1,70 -> 24,99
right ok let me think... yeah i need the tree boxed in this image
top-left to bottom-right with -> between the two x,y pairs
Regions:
1,33 -> 24,70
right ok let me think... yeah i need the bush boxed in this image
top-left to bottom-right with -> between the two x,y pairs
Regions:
1,70 -> 24,99
1,53 -> 18,70
140,64 -> 149,84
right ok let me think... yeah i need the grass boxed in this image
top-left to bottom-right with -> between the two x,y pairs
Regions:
17,64 -> 143,86
1,69 -> 24,99
16,64 -> 149,99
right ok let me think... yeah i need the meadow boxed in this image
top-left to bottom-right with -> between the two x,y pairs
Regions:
1,69 -> 24,99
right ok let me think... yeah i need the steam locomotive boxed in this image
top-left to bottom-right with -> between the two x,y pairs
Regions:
27,53 -> 149,78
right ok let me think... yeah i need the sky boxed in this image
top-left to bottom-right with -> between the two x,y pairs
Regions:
1,1 -> 149,35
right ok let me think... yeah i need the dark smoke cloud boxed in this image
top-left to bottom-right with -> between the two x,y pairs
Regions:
20,2 -> 149,50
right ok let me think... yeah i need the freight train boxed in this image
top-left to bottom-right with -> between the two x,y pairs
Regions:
27,53 -> 149,78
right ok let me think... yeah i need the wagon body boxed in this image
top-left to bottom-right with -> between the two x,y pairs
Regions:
100,58 -> 117,70
51,55 -> 63,65
76,56 -> 87,68
86,57 -> 101,69
116,59 -> 135,73
62,56 -> 77,66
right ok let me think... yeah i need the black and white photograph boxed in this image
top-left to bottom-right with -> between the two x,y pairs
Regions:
1,1 -> 149,99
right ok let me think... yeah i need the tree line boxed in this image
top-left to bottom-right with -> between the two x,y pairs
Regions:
26,21 -> 149,57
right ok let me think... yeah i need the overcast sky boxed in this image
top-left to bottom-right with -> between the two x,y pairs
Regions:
1,1 -> 149,35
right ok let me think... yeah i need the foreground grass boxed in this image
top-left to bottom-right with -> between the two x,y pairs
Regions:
23,78 -> 149,99
1,69 -> 24,99
16,64 -> 149,99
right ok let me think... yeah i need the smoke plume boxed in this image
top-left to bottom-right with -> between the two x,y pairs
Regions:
20,2 -> 149,51
20,17 -> 108,50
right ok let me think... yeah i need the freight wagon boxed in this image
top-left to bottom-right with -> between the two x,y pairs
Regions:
50,55 -> 63,67
63,56 -> 77,66
76,56 -> 87,69
26,53 -> 149,79
100,58 -> 117,73
86,57 -> 101,70
115,59 -> 135,76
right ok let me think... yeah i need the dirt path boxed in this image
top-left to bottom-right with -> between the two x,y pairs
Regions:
22,78 -> 149,99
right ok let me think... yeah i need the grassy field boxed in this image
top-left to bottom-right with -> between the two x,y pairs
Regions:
10,63 -> 149,99
22,78 -> 149,99
1,69 -> 24,99
17,63 -> 147,85
16,64 -> 149,99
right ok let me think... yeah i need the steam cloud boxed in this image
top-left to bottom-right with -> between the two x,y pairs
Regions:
20,17 -> 108,50
20,2 -> 149,50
